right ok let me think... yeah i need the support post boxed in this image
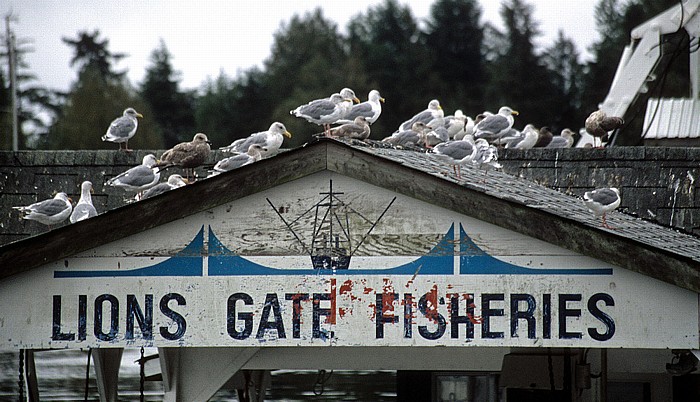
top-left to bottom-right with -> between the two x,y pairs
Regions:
600,348 -> 608,402
24,350 -> 39,402
159,347 -> 259,402
92,348 -> 124,402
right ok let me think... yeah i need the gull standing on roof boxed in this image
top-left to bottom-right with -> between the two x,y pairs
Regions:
212,144 -> 266,175
433,136 -> 477,179
584,187 -> 621,229
107,154 -> 160,193
156,133 -> 212,181
585,110 -> 624,147
329,116 -> 371,140
397,99 -> 444,133
102,108 -> 143,151
70,181 -> 98,223
140,174 -> 190,200
505,124 -> 539,149
291,93 -> 353,135
474,106 -> 519,144
13,192 -> 73,227
335,89 -> 385,125
337,87 -> 361,120
546,128 -> 576,148
473,138 -> 502,181
455,113 -> 475,141
533,126 -> 554,147
424,125 -> 449,148
445,110 -> 467,140
219,122 -> 291,157
382,121 -> 432,148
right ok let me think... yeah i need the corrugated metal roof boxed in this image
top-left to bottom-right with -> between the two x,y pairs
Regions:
642,98 -> 700,139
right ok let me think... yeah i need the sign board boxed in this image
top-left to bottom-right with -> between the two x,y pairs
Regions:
1,172 -> 697,349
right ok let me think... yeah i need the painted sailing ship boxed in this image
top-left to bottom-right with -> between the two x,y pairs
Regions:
268,180 -> 395,270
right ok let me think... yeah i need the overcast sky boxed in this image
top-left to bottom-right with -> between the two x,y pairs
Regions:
2,1 -> 601,93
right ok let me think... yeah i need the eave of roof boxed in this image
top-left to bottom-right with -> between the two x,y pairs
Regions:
1,138 -> 699,292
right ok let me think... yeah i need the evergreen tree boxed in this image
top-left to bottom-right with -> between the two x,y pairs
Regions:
543,31 -> 585,135
0,24 -> 58,149
140,39 -> 195,147
195,60 -> 277,149
424,0 -> 485,115
47,31 -> 161,150
347,0 -> 432,136
263,8 -> 352,144
47,67 -> 160,150
484,0 -> 557,128
62,30 -> 126,83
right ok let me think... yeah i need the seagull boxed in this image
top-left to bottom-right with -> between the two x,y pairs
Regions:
13,192 -> 73,227
505,124 -> 539,149
432,136 -> 477,179
424,125 -> 449,148
474,106 -> 519,144
531,126 -> 552,147
397,99 -> 444,133
585,110 -> 624,147
70,181 -> 97,223
445,110 -> 467,140
291,93 -> 353,135
455,114 -> 475,141
101,107 -> 143,151
156,133 -> 212,181
546,128 -> 576,148
473,138 -> 502,181
335,89 -> 384,125
107,154 -> 160,193
329,116 -> 371,140
336,87 -> 361,119
382,121 -> 432,147
212,144 -> 266,174
219,122 -> 291,157
140,174 -> 190,200
584,187 -> 621,229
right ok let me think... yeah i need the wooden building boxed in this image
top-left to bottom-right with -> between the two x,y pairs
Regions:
1,138 -> 699,401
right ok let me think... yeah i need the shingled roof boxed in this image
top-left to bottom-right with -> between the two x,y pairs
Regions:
1,138 -> 699,292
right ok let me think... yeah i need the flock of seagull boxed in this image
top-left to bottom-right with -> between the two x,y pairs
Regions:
12,87 -> 625,230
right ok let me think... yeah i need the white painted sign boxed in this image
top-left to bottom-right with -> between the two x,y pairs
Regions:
0,172 -> 697,349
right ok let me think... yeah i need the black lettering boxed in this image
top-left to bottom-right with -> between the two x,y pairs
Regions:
94,294 -> 119,341
256,293 -> 285,339
227,293 -> 253,340
511,294 -> 536,339
78,295 -> 87,341
126,294 -> 153,340
450,294 -> 475,339
313,293 -> 333,339
587,293 -> 615,341
559,294 -> 582,339
51,295 -> 75,341
285,293 -> 309,339
418,293 -> 446,340
375,293 -> 399,339
542,294 -> 551,339
159,293 -> 187,340
481,294 -> 504,339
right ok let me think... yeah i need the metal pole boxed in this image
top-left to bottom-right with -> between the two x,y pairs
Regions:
5,14 -> 19,151
600,348 -> 608,402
